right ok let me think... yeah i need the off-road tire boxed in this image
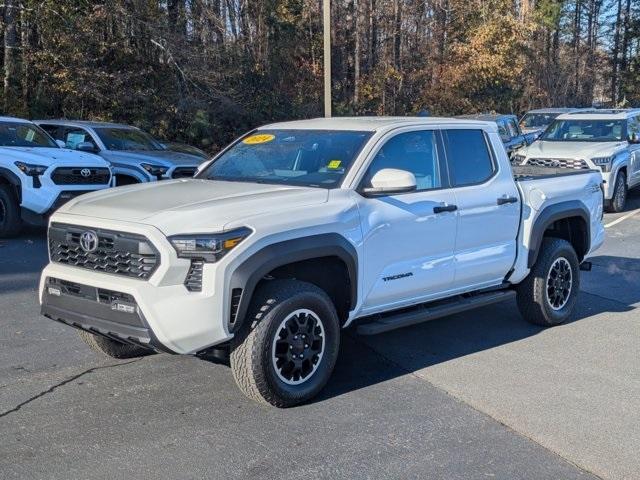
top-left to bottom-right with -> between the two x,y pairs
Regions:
77,330 -> 151,359
516,237 -> 580,327
230,280 -> 340,408
605,170 -> 627,213
0,184 -> 22,238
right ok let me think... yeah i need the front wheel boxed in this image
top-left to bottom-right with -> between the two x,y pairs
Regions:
516,238 -> 580,327
0,184 -> 22,238
230,280 -> 340,407
606,171 -> 627,213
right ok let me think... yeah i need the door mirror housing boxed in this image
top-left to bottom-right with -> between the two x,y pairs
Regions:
361,168 -> 417,196
55,139 -> 65,148
628,133 -> 640,144
76,142 -> 98,153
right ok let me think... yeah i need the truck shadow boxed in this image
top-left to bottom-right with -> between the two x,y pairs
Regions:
318,254 -> 639,403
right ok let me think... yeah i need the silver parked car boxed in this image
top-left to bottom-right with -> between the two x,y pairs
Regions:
35,120 -> 205,185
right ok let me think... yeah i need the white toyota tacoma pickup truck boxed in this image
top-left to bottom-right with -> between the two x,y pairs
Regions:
40,117 -> 605,407
0,117 -> 113,237
514,109 -> 640,212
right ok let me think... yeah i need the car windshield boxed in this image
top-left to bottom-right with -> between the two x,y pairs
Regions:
521,113 -> 560,128
0,121 -> 58,148
198,130 -> 372,188
540,119 -> 627,142
94,127 -> 165,151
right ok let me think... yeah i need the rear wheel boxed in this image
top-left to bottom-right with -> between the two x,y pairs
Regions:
0,184 -> 22,238
516,238 -> 580,327
606,171 -> 627,213
230,280 -> 340,407
77,331 -> 151,359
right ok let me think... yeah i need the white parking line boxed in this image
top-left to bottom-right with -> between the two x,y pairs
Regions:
605,208 -> 640,228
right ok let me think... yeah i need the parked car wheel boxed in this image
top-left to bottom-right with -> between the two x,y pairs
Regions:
77,330 -> 151,359
0,184 -> 22,238
516,238 -> 580,327
230,280 -> 340,407
606,170 -> 627,213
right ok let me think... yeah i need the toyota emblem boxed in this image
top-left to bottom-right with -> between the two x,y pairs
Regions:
79,230 -> 99,253
80,168 -> 92,178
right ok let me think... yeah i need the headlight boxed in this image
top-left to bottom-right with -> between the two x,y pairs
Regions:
511,154 -> 526,164
141,163 -> 169,177
14,161 -> 47,176
169,227 -> 252,263
591,156 -> 613,172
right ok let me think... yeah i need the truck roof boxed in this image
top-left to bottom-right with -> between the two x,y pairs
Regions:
34,119 -> 137,129
557,109 -> 640,120
259,116 -> 497,132
456,113 -> 516,122
524,108 -> 588,114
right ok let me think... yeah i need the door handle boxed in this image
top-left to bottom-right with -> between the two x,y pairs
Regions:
433,204 -> 458,213
497,196 -> 518,205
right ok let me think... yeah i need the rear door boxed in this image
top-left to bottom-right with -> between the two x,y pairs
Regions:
443,129 -> 521,290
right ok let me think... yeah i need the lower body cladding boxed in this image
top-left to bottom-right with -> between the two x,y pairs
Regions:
39,259 -> 233,355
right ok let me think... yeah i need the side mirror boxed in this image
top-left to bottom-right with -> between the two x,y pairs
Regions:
55,140 -> 65,148
628,133 -> 640,144
361,168 -> 417,196
76,142 -> 98,153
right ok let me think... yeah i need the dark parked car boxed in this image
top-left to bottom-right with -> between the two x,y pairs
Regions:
457,114 -> 536,159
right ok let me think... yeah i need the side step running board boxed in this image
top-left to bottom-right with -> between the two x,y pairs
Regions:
356,289 -> 516,335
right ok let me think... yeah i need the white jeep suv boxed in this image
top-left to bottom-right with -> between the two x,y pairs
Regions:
515,109 -> 640,212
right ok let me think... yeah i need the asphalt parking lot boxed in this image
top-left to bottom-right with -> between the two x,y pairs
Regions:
1,192 -> 639,480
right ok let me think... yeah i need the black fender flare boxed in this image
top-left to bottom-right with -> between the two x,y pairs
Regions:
229,233 -> 358,332
527,200 -> 590,268
0,167 -> 22,201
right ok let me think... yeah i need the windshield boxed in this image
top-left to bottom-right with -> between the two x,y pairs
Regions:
94,127 -> 165,151
198,129 -> 372,188
0,121 -> 58,148
540,119 -> 627,142
521,113 -> 560,128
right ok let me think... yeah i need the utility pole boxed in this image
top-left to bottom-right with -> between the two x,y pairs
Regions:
323,0 -> 332,117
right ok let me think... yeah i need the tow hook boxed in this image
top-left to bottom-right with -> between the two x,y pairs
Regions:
579,261 -> 592,272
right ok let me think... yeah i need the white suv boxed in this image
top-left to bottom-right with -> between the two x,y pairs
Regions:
0,117 -> 112,237
515,109 -> 640,212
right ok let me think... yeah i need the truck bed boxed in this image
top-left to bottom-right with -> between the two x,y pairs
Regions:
512,165 -> 600,181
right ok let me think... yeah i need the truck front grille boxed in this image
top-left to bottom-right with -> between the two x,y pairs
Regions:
527,158 -> 590,170
172,167 -> 197,179
51,167 -> 111,185
48,223 -> 159,280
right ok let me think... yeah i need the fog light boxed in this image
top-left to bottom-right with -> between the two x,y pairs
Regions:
111,302 -> 135,314
47,287 -> 61,296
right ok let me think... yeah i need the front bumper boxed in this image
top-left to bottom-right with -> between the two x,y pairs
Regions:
39,214 -> 233,354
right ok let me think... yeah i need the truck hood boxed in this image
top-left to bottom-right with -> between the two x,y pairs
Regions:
58,179 -> 329,235
105,150 -> 203,167
524,140 -> 627,159
0,146 -> 107,166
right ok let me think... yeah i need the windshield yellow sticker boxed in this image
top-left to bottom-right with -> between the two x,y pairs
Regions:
328,160 -> 342,169
243,134 -> 275,145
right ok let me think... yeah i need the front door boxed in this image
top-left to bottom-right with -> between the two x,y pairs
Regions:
356,129 -> 458,314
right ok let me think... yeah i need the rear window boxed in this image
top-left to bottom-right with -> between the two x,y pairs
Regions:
444,130 -> 495,186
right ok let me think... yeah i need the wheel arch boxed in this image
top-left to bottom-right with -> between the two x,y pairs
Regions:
229,234 -> 358,332
528,200 -> 590,268
0,167 -> 22,203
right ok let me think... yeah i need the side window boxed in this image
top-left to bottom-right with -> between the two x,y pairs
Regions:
497,120 -> 510,142
444,129 -> 495,187
627,116 -> 640,139
507,119 -> 520,137
64,128 -> 98,150
40,124 -> 62,141
363,130 -> 443,191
